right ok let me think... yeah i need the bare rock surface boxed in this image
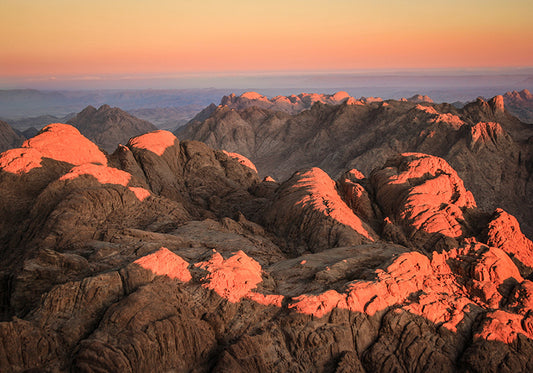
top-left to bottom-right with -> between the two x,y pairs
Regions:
264,167 -> 377,254
0,123 -> 533,372
67,104 -> 158,153
503,89 -> 533,123
178,94 -> 533,237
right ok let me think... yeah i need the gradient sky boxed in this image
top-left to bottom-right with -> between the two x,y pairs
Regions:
1,0 -> 532,78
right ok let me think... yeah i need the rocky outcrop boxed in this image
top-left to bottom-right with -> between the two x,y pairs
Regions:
68,104 -> 158,152
1,124 -> 533,372
484,208 -> 533,275
406,94 -> 433,103
503,89 -> 533,123
178,94 -> 533,237
264,167 -> 377,254
223,150 -> 258,173
371,153 -> 476,251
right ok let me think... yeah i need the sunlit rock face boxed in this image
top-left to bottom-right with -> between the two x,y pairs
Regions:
0,121 -> 533,372
178,94 -> 533,238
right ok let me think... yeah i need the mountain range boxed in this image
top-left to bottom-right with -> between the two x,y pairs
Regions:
0,120 -> 532,371
504,89 -> 533,123
177,92 -> 533,237
0,89 -> 532,371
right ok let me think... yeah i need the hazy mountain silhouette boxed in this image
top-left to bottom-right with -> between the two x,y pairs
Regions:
0,120 -> 25,152
504,89 -> 533,123
67,104 -> 158,152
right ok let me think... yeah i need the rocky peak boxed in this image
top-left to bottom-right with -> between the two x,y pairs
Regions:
407,94 -> 433,103
22,123 -> 108,167
97,104 -> 112,112
220,93 -> 237,106
240,91 -> 267,101
489,95 -> 505,113
67,104 -> 158,153
504,89 -> 533,101
1,122 -> 533,372
77,105 -> 97,116
0,120 -> 25,152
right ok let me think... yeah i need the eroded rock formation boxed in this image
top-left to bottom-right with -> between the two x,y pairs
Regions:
67,104 -> 158,153
0,124 -> 532,372
178,94 -> 533,238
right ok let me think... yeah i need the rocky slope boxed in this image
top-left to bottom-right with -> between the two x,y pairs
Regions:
0,123 -> 533,372
504,89 -> 533,123
0,120 -> 25,153
177,94 -> 533,237
67,104 -> 158,152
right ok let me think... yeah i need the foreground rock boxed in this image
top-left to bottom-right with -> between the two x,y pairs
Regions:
0,124 -> 532,372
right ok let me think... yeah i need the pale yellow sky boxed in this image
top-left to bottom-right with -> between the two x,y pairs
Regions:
1,0 -> 532,76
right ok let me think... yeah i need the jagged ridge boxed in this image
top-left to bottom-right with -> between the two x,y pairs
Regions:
0,124 -> 532,372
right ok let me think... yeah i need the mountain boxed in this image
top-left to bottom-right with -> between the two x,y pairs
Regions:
67,104 -> 158,152
0,120 -> 25,152
0,89 -> 232,120
219,91 -> 364,114
0,123 -> 532,371
404,93 -> 433,103
177,94 -> 533,238
211,91 -> 435,116
21,127 -> 40,139
504,89 -> 533,123
0,114 -> 75,132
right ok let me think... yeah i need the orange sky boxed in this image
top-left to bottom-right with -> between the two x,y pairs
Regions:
1,0 -> 532,77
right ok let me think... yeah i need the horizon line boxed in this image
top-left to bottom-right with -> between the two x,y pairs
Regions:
2,66 -> 533,80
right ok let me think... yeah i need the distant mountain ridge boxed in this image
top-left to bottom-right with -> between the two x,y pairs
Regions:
177,93 -> 533,237
503,89 -> 533,123
0,120 -> 25,152
216,91 -> 432,115
1,114 -> 75,131
67,104 -> 158,152
1,122 -> 533,371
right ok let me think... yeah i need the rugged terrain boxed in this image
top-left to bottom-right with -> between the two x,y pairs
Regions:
0,122 -> 532,372
178,92 -> 533,237
212,91 -> 432,115
67,104 -> 158,152
504,89 -> 533,124
0,120 -> 25,153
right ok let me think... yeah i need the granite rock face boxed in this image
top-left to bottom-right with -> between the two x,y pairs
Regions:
178,94 -> 533,237
0,123 -> 532,372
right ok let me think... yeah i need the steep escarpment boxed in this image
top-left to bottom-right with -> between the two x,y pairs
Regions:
1,123 -> 533,372
178,94 -> 533,237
